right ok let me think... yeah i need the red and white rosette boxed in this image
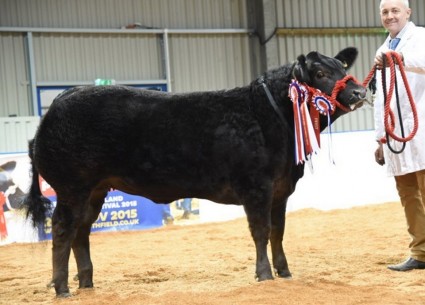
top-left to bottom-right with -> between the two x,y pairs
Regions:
312,94 -> 335,115
289,80 -> 320,165
312,94 -> 335,164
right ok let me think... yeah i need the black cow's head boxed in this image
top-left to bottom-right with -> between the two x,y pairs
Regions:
293,47 -> 366,114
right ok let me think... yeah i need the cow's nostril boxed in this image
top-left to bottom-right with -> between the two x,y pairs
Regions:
353,89 -> 366,99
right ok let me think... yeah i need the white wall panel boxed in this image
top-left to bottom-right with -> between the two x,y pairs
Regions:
0,117 -> 39,152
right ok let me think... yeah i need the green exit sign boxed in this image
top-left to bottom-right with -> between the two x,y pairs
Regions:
94,79 -> 116,86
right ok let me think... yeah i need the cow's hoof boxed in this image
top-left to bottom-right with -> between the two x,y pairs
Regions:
47,280 -> 71,297
78,283 -> 94,289
255,273 -> 274,282
56,292 -> 72,298
275,269 -> 292,279
277,273 -> 292,279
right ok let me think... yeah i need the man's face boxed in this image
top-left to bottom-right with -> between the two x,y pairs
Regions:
380,0 -> 411,37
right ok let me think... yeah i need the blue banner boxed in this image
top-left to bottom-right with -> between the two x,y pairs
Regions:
39,190 -> 168,240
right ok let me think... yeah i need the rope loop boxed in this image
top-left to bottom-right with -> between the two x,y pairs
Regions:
363,51 -> 418,154
382,51 -> 418,144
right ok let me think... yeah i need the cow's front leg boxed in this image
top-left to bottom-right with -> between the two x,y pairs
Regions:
50,202 -> 78,297
270,200 -> 291,278
242,189 -> 273,281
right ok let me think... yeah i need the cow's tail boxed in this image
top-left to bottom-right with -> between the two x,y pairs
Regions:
22,139 -> 52,228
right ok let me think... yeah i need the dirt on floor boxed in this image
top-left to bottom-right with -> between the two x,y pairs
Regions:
1,202 -> 425,305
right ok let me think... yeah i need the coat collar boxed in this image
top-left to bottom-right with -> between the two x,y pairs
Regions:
384,22 -> 416,51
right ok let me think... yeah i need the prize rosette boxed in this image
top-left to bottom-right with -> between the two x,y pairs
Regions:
312,94 -> 334,115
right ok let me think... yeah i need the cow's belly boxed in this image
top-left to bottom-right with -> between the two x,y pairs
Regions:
98,176 -> 240,205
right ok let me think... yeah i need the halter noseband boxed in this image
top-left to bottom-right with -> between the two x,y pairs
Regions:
300,74 -> 359,115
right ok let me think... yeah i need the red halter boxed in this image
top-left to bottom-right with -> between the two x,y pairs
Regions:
306,74 -> 360,114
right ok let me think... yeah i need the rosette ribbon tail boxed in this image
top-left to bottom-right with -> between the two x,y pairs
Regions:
289,80 -> 320,164
312,94 -> 335,165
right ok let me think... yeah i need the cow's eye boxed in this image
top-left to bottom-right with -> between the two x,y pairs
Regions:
316,71 -> 325,79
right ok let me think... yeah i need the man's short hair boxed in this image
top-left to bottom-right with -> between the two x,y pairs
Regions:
380,0 -> 410,9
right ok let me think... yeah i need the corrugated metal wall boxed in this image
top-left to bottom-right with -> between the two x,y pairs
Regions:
278,0 -> 378,28
33,33 -> 164,83
169,33 -> 253,92
0,0 -> 252,121
31,31 -> 254,92
0,0 -> 248,29
277,0 -> 424,27
0,32 -> 31,117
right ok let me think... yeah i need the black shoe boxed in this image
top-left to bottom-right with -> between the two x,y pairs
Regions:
387,257 -> 425,271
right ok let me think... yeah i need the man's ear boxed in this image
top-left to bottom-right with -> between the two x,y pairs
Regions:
334,47 -> 358,70
292,54 -> 310,83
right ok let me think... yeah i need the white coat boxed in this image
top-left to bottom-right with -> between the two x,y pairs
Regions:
374,22 -> 425,176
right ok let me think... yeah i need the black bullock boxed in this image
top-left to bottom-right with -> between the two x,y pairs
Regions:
24,47 -> 366,297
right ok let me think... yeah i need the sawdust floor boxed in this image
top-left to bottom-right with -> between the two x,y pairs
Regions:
1,202 -> 425,305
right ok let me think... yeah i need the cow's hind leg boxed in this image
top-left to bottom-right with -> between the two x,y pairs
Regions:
242,184 -> 273,281
50,194 -> 86,297
270,200 -> 292,278
72,189 -> 106,289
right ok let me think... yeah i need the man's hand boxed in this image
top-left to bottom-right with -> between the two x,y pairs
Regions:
374,52 -> 404,70
375,142 -> 385,165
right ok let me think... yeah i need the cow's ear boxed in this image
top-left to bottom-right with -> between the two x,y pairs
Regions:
292,55 -> 310,83
334,47 -> 358,70
0,161 -> 17,172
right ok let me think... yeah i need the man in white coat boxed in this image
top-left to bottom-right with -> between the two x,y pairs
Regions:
374,0 -> 425,271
